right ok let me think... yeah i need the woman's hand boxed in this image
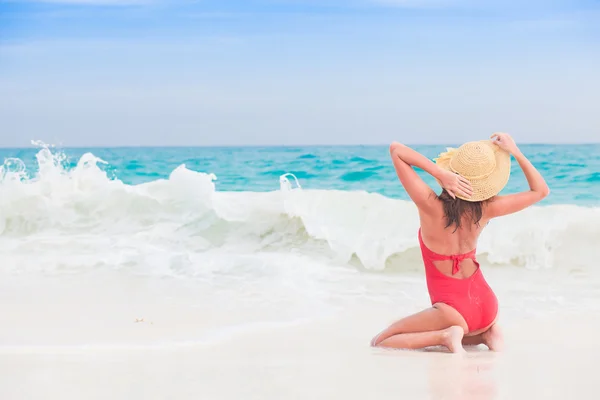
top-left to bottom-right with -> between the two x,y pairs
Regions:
438,168 -> 473,199
491,132 -> 520,155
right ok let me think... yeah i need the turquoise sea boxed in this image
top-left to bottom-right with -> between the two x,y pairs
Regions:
0,142 -> 598,278
2,144 -> 599,206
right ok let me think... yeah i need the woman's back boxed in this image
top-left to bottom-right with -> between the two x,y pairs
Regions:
418,199 -> 487,279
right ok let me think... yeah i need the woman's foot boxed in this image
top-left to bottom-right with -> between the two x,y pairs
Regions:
482,324 -> 503,351
442,326 -> 466,354
370,332 -> 383,347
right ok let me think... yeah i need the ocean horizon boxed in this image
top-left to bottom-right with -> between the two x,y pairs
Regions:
2,143 -> 598,206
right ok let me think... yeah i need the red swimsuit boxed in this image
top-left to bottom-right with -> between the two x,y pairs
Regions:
418,229 -> 498,333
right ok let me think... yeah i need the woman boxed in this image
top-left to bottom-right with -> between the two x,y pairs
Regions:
370,132 -> 549,353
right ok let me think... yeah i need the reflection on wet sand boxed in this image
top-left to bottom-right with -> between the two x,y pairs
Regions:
426,346 -> 498,400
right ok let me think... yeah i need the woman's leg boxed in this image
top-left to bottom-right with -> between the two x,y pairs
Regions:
462,335 -> 485,346
370,304 -> 468,352
462,324 -> 503,351
378,326 -> 465,353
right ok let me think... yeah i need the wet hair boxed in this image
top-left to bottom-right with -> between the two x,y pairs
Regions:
437,189 -> 485,231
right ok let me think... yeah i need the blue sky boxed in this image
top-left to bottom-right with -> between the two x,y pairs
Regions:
0,0 -> 599,147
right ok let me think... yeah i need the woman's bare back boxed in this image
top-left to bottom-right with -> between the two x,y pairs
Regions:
418,199 -> 489,279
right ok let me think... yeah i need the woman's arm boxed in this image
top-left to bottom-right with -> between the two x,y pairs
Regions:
389,142 -> 473,210
486,133 -> 550,218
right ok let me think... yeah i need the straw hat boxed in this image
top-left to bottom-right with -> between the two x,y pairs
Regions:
433,139 -> 511,202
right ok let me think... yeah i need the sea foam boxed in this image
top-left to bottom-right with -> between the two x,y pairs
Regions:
1,145 -> 599,275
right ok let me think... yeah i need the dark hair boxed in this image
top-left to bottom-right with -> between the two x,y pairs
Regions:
437,189 -> 485,231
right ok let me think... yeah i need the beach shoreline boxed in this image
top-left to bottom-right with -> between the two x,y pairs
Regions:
2,310 -> 598,400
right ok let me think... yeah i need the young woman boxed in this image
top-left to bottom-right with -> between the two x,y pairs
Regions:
370,133 -> 549,353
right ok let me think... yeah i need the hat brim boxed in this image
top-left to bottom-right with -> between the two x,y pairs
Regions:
435,140 -> 511,202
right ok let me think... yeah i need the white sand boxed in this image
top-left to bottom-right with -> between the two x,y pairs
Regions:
1,273 -> 599,400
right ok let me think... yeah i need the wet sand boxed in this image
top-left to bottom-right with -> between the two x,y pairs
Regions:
1,306 -> 598,400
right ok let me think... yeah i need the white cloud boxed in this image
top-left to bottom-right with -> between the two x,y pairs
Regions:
18,0 -> 155,5
370,0 -> 590,11
370,0 -> 470,8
